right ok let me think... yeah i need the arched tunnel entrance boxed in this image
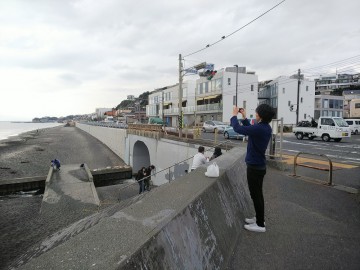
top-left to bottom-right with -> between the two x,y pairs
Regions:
133,141 -> 150,173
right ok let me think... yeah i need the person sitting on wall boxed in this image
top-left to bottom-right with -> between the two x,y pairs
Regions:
190,146 -> 209,171
210,147 -> 222,161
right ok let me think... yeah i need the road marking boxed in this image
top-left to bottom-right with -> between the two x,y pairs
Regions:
283,150 -> 360,165
282,154 -> 358,169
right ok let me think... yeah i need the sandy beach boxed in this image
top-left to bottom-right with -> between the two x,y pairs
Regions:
0,125 -> 128,269
0,125 -> 125,181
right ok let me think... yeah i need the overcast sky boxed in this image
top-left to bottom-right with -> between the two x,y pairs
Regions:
0,0 -> 359,121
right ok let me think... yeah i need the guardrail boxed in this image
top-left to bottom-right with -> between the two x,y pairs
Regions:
293,152 -> 333,185
79,121 -> 128,129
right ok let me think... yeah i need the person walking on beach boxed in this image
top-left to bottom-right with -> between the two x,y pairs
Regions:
191,146 -> 209,171
231,104 -> 275,233
210,147 -> 222,161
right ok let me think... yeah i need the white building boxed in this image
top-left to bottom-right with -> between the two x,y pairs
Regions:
146,66 -> 258,127
258,76 -> 315,125
196,66 -> 258,124
147,81 -> 196,127
95,108 -> 112,119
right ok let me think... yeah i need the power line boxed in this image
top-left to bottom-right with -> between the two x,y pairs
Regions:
183,0 -> 287,58
301,55 -> 360,72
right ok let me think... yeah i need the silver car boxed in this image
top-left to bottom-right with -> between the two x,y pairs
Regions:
202,121 -> 229,133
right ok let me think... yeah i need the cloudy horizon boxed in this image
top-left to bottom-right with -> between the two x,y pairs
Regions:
1,0 -> 359,121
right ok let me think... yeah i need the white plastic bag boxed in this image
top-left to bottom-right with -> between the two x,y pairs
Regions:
205,162 -> 219,178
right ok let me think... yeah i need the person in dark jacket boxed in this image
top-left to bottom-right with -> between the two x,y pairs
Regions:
136,167 -> 147,194
51,159 -> 61,171
210,147 -> 222,161
231,104 -> 275,233
144,165 -> 155,191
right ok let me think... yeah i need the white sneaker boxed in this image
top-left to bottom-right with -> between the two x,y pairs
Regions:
244,223 -> 266,233
245,217 -> 256,224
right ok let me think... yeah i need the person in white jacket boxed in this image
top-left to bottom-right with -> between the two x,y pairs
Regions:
191,146 -> 209,171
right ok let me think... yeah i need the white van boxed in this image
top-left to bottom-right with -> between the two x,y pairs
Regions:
345,119 -> 360,135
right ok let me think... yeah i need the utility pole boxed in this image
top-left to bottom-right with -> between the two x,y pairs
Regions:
234,65 -> 239,106
296,68 -> 301,125
162,91 -> 164,121
178,54 -> 183,138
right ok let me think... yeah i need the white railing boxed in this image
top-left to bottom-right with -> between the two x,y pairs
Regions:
197,103 -> 222,112
163,104 -> 222,115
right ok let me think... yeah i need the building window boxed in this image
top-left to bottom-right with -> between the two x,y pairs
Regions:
215,79 -> 222,91
251,85 -> 254,91
288,101 -> 291,106
283,88 -> 285,94
301,97 -> 303,103
228,78 -> 231,85
204,82 -> 209,93
355,103 -> 360,109
306,86 -> 309,91
323,99 -> 329,108
233,96 -> 236,106
243,100 -> 247,109
329,99 -> 334,108
183,88 -> 187,98
304,114 -> 306,119
199,84 -> 203,94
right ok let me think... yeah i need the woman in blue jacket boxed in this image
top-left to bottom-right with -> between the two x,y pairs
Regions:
231,104 -> 275,233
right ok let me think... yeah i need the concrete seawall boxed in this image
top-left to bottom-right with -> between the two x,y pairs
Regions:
76,123 -> 127,161
20,147 -> 252,269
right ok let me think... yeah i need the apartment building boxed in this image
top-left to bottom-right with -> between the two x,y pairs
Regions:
146,66 -> 258,127
314,95 -> 344,119
146,81 -> 196,127
196,66 -> 258,124
258,76 -> 315,125
315,73 -> 360,94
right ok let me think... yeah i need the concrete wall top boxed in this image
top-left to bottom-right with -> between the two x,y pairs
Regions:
76,123 -> 127,161
20,147 -> 252,270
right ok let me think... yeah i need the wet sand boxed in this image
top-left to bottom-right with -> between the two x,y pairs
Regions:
0,125 -> 127,269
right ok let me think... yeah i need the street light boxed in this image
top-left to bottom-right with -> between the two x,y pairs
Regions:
234,65 -> 238,107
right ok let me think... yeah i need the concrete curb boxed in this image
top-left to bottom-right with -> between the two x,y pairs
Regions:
84,163 -> 100,206
40,166 -> 54,214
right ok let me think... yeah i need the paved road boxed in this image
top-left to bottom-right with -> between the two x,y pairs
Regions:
202,131 -> 360,189
281,134 -> 360,165
202,131 -> 360,165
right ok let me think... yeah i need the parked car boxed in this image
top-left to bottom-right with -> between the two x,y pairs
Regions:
345,119 -> 360,134
202,121 -> 229,133
223,126 -> 245,140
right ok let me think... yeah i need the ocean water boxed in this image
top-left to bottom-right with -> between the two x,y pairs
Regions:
0,121 -> 63,141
